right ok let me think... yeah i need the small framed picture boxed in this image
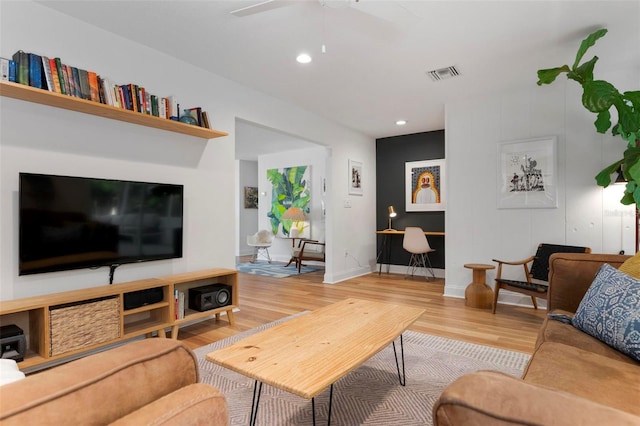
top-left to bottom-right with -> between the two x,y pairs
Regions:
348,159 -> 363,196
497,136 -> 557,209
244,186 -> 258,209
405,159 -> 445,211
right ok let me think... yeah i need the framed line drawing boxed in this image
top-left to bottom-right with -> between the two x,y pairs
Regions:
405,159 -> 445,211
348,159 -> 363,195
497,136 -> 558,209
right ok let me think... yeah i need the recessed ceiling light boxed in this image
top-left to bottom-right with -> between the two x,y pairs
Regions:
296,53 -> 312,64
396,120 -> 407,126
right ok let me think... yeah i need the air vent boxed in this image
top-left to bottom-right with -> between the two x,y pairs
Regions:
427,66 -> 460,82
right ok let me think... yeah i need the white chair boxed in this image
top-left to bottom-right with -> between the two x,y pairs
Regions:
247,230 -> 273,263
402,227 -> 436,280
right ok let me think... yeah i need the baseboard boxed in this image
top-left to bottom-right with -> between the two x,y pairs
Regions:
325,266 -> 372,284
375,263 -> 445,278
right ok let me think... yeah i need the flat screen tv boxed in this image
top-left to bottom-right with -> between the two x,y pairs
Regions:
19,173 -> 184,276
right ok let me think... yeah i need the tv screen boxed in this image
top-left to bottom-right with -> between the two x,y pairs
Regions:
19,173 -> 183,276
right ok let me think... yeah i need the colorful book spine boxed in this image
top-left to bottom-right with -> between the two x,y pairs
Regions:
160,97 -> 168,119
70,67 -> 81,98
78,69 -> 90,100
145,91 -> 151,115
178,291 -> 185,319
12,50 -> 29,85
8,60 -> 16,82
150,95 -> 158,116
54,58 -> 66,95
202,111 -> 211,129
167,96 -> 178,120
0,58 -> 8,81
61,64 -> 71,95
28,53 -> 43,89
41,56 -> 54,91
48,59 -> 61,93
87,71 -> 99,102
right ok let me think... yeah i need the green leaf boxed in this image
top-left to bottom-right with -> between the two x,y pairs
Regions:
536,66 -> 570,85
620,190 -> 634,205
573,56 -> 598,82
594,110 -> 611,133
632,184 -> 640,207
626,150 -> 640,182
595,160 -> 622,188
614,100 -> 640,135
582,80 -> 619,113
612,123 -> 621,136
573,28 -> 607,69
624,91 -> 640,110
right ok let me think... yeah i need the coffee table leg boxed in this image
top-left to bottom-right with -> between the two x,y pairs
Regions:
311,383 -> 334,426
392,334 -> 406,386
250,381 -> 263,426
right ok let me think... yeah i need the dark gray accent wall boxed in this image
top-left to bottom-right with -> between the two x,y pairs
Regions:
376,130 -> 445,268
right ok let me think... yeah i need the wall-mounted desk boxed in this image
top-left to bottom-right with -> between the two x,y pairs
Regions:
376,229 -> 445,275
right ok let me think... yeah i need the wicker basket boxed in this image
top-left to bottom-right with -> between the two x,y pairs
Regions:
49,296 -> 121,356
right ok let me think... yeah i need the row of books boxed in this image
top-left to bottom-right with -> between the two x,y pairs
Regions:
174,289 -> 186,320
0,50 -> 212,128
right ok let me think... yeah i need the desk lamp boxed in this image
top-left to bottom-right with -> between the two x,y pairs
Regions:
387,205 -> 397,230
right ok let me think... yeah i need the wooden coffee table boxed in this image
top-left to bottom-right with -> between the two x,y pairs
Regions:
206,298 -> 425,425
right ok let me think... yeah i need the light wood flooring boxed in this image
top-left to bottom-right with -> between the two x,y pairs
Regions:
178,259 -> 547,354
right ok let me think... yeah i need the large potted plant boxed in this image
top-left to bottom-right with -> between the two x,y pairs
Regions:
536,28 -> 640,208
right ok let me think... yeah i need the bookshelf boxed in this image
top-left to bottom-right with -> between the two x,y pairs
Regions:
0,268 -> 237,371
0,81 -> 228,139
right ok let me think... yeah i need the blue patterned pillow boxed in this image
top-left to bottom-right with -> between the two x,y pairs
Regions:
572,263 -> 640,361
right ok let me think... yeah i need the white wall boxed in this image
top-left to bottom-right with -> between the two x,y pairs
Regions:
445,76 -> 636,306
236,160 -> 259,257
0,1 -> 375,299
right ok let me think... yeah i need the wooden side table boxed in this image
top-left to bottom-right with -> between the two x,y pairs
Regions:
464,263 -> 495,309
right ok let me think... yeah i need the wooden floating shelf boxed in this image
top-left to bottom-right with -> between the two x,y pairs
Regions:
0,81 -> 228,140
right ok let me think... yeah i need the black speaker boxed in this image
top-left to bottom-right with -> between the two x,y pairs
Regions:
188,284 -> 232,312
123,287 -> 164,310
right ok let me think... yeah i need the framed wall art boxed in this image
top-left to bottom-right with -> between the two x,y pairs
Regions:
405,159 -> 445,211
244,186 -> 258,209
497,136 -> 558,209
348,159 -> 363,196
266,165 -> 311,237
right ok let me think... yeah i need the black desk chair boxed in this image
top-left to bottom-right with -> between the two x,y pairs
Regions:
492,243 -> 591,313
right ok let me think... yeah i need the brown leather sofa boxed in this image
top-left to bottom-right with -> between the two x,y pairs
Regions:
0,338 -> 228,425
433,252 -> 640,425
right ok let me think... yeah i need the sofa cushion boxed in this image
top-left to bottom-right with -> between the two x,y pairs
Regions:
433,371 -> 640,426
572,264 -> 640,361
536,314 -> 638,364
0,339 -> 200,425
523,342 -> 640,416
109,383 -> 228,426
620,251 -> 640,278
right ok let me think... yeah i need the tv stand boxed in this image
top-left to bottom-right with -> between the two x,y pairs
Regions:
0,268 -> 237,372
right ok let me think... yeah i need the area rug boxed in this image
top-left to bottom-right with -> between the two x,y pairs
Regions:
236,261 -> 322,278
194,312 -> 531,425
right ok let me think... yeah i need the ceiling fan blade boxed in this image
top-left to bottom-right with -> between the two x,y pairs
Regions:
230,0 -> 288,17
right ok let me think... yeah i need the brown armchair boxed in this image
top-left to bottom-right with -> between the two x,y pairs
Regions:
492,243 -> 591,313
292,240 -> 325,273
